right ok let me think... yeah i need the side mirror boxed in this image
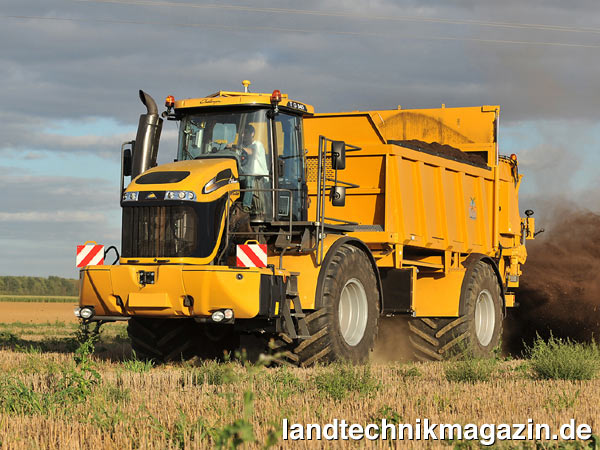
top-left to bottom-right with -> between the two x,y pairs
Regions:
123,147 -> 133,177
331,141 -> 346,170
331,185 -> 346,207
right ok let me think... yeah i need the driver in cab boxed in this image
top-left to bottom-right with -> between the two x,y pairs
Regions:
237,125 -> 268,175
228,124 -> 269,211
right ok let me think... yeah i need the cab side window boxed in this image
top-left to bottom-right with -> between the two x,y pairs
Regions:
275,114 -> 304,221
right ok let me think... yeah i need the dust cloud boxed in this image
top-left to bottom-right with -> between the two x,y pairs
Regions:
372,209 -> 600,361
372,316 -> 414,363
504,209 -> 600,355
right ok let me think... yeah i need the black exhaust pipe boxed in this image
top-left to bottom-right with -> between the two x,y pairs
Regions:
131,90 -> 163,178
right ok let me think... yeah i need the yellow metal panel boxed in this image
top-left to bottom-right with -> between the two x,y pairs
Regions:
127,293 -> 170,308
412,270 -> 466,317
305,106 -> 498,155
375,106 -> 498,152
349,231 -> 399,244
127,158 -> 240,204
306,153 -> 385,227
397,156 -> 420,244
433,166 -> 449,247
413,162 -> 428,244
174,91 -> 314,115
111,265 -> 188,316
443,170 -> 462,250
463,174 -> 484,251
505,293 -> 515,308
303,105 -> 501,258
498,176 -> 520,236
382,150 -> 495,254
420,163 -> 444,242
302,104 -> 507,261
385,154 -> 403,238
79,267 -> 114,315
81,264 -> 273,319
456,173 -> 470,252
182,268 -> 262,318
304,115 -> 385,150
483,177 -> 494,246
271,253 -> 319,309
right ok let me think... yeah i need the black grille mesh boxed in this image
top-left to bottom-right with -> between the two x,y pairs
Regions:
122,205 -> 197,257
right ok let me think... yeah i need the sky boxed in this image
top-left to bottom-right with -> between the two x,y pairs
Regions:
1,0 -> 600,277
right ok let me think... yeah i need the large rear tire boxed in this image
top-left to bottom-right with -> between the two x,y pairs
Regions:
127,318 -> 239,363
291,243 -> 379,366
409,261 -> 502,360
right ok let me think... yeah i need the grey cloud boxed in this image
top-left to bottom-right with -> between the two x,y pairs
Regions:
0,111 -> 179,159
0,166 -> 117,213
3,0 -> 599,125
0,166 -> 121,277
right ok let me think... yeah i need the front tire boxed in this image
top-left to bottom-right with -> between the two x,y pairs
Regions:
293,243 -> 380,366
409,261 -> 503,360
127,318 -> 239,363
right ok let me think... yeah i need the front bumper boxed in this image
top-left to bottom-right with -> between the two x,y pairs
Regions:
79,264 -> 285,319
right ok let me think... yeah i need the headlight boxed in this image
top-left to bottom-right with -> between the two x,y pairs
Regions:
211,309 -> 233,322
211,310 -> 225,323
164,191 -> 196,201
122,191 -> 139,202
79,306 -> 95,320
203,171 -> 237,194
203,177 -> 219,194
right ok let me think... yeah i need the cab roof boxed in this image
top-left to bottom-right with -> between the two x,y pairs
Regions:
173,89 -> 314,115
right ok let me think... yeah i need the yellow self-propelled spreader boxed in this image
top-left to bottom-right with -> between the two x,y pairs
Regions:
78,81 -> 534,364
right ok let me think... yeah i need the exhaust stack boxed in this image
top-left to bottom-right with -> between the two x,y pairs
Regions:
131,90 -> 163,178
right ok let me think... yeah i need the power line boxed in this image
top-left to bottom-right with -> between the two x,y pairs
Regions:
3,14 -> 600,49
72,0 -> 600,36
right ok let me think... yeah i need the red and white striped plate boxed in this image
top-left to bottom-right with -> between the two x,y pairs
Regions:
76,242 -> 104,268
236,243 -> 267,268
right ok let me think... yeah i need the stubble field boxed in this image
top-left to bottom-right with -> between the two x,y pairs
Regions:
0,301 -> 77,324
0,304 -> 598,449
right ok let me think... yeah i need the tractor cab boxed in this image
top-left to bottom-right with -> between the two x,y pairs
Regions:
119,83 -> 349,267
171,84 -> 314,224
176,107 -> 306,222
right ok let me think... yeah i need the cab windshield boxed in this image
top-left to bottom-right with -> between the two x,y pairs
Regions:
176,108 -> 305,221
178,108 -> 273,218
177,109 -> 270,178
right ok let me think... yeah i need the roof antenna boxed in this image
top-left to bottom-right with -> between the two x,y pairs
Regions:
242,80 -> 251,93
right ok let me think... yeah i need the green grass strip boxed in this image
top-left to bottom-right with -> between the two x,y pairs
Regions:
0,295 -> 78,303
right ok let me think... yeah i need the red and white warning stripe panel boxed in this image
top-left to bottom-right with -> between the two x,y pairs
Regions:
236,243 -> 267,268
76,242 -> 104,268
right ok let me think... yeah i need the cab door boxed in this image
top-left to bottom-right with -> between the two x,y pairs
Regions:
273,113 -> 306,221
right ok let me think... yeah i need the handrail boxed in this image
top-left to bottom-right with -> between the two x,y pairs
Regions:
315,136 -> 361,264
220,188 -> 294,266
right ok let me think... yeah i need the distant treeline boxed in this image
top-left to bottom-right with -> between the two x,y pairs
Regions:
0,276 -> 78,296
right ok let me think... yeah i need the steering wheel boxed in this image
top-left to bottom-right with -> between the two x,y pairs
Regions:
209,141 -> 227,153
225,145 -> 248,165
238,148 -> 249,166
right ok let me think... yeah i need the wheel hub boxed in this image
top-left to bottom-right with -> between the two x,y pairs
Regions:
474,289 -> 495,347
338,278 -> 368,346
